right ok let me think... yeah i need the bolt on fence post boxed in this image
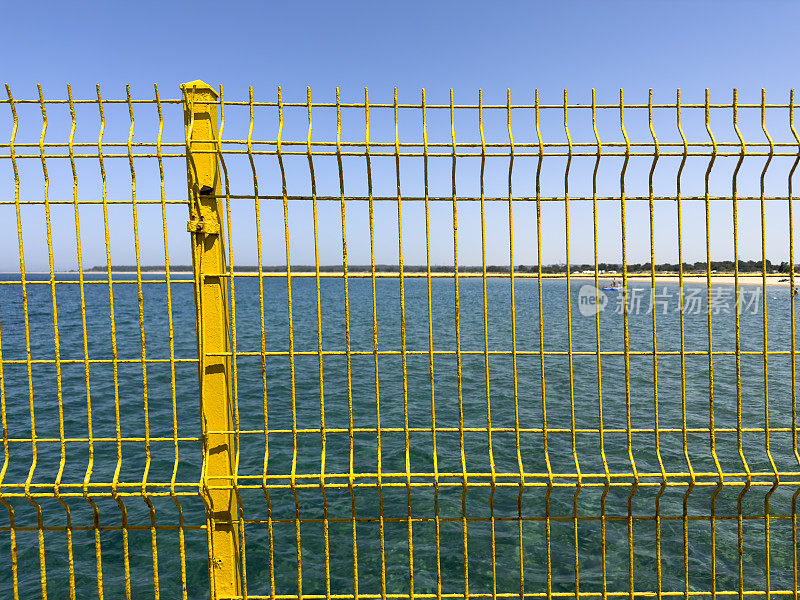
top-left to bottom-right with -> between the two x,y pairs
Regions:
181,80 -> 241,600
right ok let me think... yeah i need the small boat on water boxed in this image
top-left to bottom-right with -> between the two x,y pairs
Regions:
601,279 -> 621,291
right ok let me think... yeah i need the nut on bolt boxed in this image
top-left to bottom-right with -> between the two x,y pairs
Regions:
186,219 -> 221,235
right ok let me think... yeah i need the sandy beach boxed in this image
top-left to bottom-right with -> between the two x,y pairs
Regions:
570,274 -> 796,287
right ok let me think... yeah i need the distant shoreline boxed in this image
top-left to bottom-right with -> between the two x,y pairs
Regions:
569,274 -> 794,287
1,271 -> 797,287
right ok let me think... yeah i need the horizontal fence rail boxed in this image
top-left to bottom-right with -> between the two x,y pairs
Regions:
1,82 -> 800,600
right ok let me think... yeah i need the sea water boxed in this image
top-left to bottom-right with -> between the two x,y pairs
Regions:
1,273 -> 798,598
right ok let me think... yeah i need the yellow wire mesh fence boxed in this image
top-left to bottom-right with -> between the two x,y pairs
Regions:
1,82 -> 800,600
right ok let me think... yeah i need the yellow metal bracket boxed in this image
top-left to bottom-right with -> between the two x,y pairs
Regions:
181,79 -> 241,600
186,219 -> 221,235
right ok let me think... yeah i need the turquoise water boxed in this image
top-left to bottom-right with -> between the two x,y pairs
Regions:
1,273 -> 800,599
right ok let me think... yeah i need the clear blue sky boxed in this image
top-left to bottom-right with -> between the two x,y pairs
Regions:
3,0 -> 797,102
2,0 -> 800,271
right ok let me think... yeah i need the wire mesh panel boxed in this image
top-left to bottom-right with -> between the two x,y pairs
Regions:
0,86 -> 207,599
3,83 -> 800,600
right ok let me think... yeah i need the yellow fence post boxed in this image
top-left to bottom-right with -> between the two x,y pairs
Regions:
181,79 -> 241,600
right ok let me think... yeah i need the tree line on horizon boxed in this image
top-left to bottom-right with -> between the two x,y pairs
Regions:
85,259 -> 798,274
